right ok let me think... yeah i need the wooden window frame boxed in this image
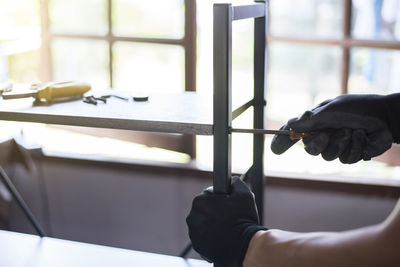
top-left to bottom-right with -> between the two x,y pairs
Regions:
39,0 -> 197,159
268,0 -> 400,94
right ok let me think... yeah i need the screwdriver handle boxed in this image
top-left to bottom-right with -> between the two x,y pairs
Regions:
289,130 -> 311,140
37,81 -> 91,101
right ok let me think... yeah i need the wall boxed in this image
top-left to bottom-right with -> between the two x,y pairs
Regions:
4,156 -> 399,259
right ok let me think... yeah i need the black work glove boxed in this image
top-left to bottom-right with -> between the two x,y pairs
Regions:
271,93 -> 400,164
186,177 -> 267,267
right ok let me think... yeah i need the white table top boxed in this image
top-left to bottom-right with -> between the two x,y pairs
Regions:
0,230 -> 211,267
0,90 -> 213,135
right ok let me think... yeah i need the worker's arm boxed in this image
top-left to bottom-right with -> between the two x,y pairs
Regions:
243,198 -> 400,267
271,93 -> 400,163
258,93 -> 400,266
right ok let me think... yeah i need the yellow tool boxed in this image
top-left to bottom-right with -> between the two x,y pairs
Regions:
2,81 -> 91,102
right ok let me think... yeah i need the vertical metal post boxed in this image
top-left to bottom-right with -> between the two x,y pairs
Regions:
39,0 -> 52,82
184,0 -> 197,93
213,4 -> 232,195
252,1 -> 267,224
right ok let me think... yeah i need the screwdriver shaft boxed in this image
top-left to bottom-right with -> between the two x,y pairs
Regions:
231,128 -> 290,135
2,92 -> 37,99
231,128 -> 311,140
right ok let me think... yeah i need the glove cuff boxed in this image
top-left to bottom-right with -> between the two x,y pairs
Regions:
384,93 -> 400,144
237,225 -> 268,267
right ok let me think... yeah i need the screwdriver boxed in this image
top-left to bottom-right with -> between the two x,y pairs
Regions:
231,128 -> 311,140
2,81 -> 91,102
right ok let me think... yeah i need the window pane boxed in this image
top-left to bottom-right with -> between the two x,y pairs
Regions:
51,38 -> 109,89
270,0 -> 343,38
0,0 -> 40,27
231,19 -> 254,108
352,0 -> 400,41
8,50 -> 41,83
0,0 -> 41,83
113,42 -> 184,93
112,0 -> 184,38
267,42 -> 341,122
348,48 -> 400,94
49,0 -> 108,35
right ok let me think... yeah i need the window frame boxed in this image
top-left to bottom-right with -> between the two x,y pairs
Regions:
268,0 -> 400,94
39,0 -> 197,159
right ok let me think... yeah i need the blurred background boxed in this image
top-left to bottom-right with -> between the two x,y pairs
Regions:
1,0 -> 400,183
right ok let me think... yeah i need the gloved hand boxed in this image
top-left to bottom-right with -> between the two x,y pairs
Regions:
186,177 -> 267,267
271,93 -> 400,164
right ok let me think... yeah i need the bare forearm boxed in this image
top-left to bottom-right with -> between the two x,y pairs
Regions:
244,224 -> 400,267
292,224 -> 398,267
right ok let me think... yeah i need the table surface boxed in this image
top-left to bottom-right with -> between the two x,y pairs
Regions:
0,90 -> 214,135
0,230 -> 211,267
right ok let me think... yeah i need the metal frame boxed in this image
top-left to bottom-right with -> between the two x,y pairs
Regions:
213,1 -> 267,221
213,4 -> 233,195
252,2 -> 268,223
212,3 -> 267,266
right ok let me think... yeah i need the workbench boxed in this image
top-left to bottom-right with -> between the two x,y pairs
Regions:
0,230 -> 211,267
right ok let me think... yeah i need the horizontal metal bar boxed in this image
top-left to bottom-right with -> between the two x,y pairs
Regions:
231,128 -> 290,135
50,33 -> 184,46
232,3 -> 265,20
269,35 -> 400,50
232,99 -> 253,120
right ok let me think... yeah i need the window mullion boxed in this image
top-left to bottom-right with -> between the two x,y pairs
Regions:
108,0 -> 113,88
181,0 -> 197,159
40,0 -> 52,82
184,0 -> 197,92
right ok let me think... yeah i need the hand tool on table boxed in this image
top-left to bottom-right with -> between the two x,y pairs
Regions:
83,95 -> 109,105
82,94 -> 130,105
1,81 -> 91,102
231,128 -> 311,140
101,94 -> 129,101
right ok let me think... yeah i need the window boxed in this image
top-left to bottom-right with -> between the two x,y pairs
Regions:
0,0 -> 41,84
44,0 -> 196,159
1,0 -> 197,162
